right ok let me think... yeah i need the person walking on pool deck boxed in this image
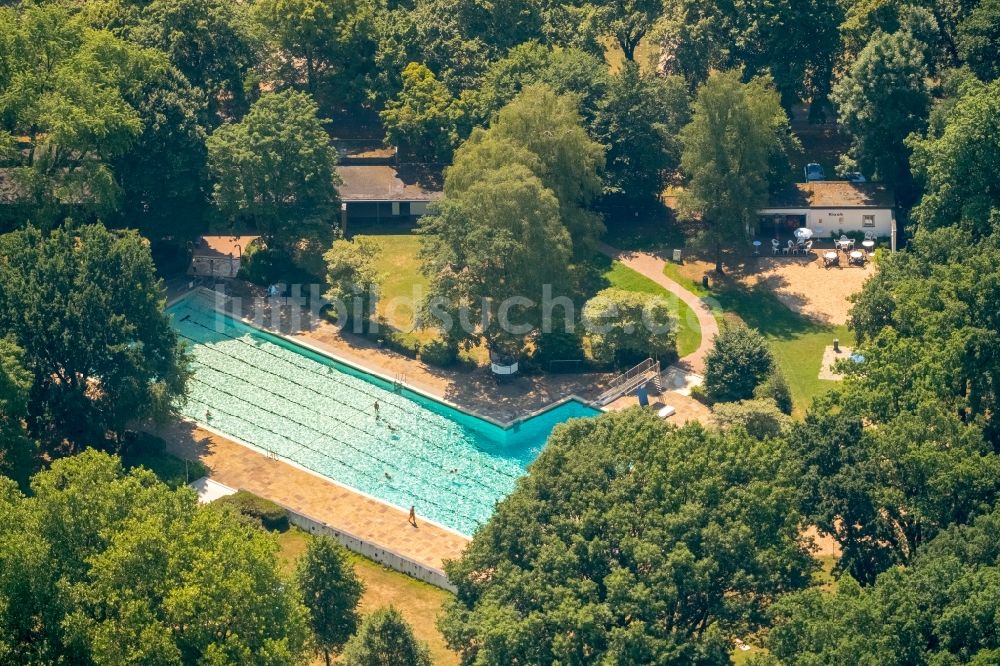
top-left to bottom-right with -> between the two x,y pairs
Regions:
374,400 -> 380,420
408,505 -> 417,527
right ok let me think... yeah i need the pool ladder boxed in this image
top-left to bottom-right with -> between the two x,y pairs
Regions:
392,372 -> 407,391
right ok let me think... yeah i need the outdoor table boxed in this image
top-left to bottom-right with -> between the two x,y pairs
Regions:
752,240 -> 762,255
862,240 -> 875,250
823,251 -> 838,267
850,250 -> 864,265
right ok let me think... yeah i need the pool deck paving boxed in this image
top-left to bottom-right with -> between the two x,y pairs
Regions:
158,420 -> 470,573
160,280 -> 719,579
204,281 -> 614,424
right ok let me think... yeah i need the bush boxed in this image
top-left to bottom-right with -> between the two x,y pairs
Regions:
214,490 -> 290,532
418,338 -> 458,367
704,323 -> 775,403
238,246 -> 315,286
582,288 -> 678,368
754,369 -> 793,414
532,330 -> 586,366
712,398 -> 791,439
381,330 -> 421,358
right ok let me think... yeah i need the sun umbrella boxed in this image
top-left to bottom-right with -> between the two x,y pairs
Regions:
794,227 -> 814,240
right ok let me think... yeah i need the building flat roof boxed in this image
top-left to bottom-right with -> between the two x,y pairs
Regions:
337,164 -> 443,202
765,181 -> 894,209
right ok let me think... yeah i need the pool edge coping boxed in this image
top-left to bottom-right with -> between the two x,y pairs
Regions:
172,287 -> 603,430
181,415 -> 473,542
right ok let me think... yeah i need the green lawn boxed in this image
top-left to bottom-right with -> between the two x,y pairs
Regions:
354,232 -> 429,334
658,261 -> 849,414
276,528 -> 459,665
712,283 -> 851,416
603,261 -> 702,358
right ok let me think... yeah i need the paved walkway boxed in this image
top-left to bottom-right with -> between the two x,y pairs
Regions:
598,242 -> 720,374
158,421 -> 470,573
208,282 -> 612,424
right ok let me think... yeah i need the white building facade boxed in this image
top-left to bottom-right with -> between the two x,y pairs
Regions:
758,181 -> 896,245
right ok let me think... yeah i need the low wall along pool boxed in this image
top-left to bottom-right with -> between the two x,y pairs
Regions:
168,295 -> 599,535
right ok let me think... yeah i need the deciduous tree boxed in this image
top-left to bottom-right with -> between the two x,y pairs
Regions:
380,63 -> 466,163
134,0 -> 259,120
440,409 -> 813,664
908,77 -> 1000,239
0,450 -> 310,664
323,238 -> 383,330
419,164 -> 571,354
342,607 -> 431,666
0,337 -> 34,482
0,223 -> 189,451
703,323 -> 775,403
678,71 -> 790,273
297,536 -> 365,665
490,84 -> 605,253
956,0 -> 1000,81
253,0 -> 378,104
207,90 -> 340,265
831,29 -> 930,204
582,288 -> 678,366
593,63 -> 690,203
764,504 -> 1000,665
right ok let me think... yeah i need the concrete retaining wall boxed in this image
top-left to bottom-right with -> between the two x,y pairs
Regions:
280,503 -> 457,592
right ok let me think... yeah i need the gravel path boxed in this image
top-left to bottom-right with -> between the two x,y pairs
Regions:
598,242 -> 720,375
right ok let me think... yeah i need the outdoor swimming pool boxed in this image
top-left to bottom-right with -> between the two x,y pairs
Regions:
168,295 -> 600,535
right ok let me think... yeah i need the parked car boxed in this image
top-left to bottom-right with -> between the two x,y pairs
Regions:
804,163 -> 825,181
844,172 -> 866,183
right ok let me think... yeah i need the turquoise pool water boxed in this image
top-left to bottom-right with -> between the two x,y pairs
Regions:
169,296 -> 600,535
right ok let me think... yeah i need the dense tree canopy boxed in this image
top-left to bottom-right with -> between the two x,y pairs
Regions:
380,62 -> 466,163
207,90 -> 340,263
0,451 -> 310,664
678,71 -> 790,272
253,0 -> 376,100
655,0 -> 842,109
490,84 -> 605,254
441,409 -> 813,664
764,504 -> 1000,665
0,223 -> 189,452
908,77 -> 1000,239
832,29 -> 930,202
0,5 -> 144,230
133,0 -> 259,120
0,336 -> 33,480
592,64 -> 689,203
420,163 -> 571,353
956,0 -> 1000,81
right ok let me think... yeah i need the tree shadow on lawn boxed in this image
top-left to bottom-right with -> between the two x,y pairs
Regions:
713,280 -> 831,341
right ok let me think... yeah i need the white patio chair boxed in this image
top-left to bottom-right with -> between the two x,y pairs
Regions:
783,240 -> 794,255
771,239 -> 780,255
864,231 -> 875,241
804,240 -> 813,252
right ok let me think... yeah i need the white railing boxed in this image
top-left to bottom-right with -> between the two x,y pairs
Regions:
595,358 -> 661,406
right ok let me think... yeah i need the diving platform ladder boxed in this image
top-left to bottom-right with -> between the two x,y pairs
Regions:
595,358 -> 662,406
